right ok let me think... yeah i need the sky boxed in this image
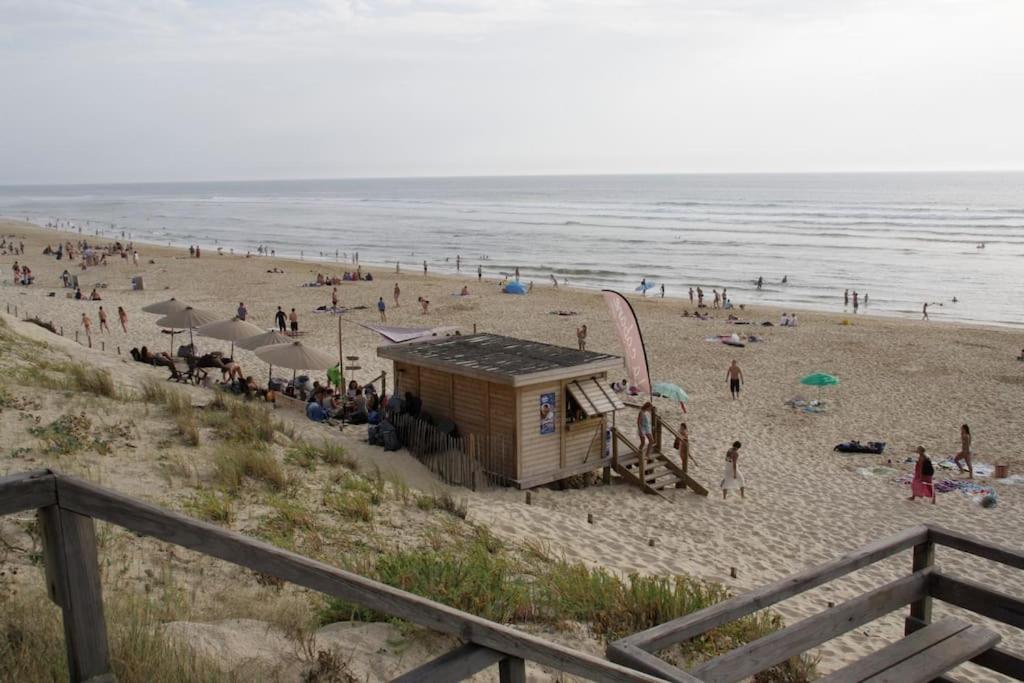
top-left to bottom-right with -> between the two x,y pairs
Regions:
1,0 -> 1023,184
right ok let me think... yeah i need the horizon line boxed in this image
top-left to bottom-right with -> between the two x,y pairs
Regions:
3,168 -> 1024,189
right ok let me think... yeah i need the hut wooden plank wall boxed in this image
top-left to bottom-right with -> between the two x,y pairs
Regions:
380,334 -> 624,488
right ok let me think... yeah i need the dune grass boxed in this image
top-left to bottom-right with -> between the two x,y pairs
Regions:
319,531 -> 817,681
212,443 -> 287,494
0,587 -> 235,683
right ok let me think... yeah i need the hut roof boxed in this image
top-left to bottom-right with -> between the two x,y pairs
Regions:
377,333 -> 622,386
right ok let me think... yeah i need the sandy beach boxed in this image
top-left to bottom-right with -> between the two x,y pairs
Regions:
2,218 -> 1023,680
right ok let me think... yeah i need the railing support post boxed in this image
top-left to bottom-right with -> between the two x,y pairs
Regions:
39,506 -> 116,682
905,535 -> 934,635
499,656 -> 526,683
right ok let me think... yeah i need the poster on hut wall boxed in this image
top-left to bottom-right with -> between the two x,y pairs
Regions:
539,392 -> 556,435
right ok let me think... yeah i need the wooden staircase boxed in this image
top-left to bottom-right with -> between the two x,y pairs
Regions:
611,418 -> 708,499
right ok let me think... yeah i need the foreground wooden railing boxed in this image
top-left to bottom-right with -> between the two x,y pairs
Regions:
608,524 -> 1024,682
0,470 -> 664,683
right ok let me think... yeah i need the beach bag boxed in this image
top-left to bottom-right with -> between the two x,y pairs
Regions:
367,425 -> 383,446
922,458 -> 934,477
380,421 -> 401,451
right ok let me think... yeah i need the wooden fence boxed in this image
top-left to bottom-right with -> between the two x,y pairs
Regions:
608,524 -> 1024,682
389,413 -> 516,490
0,469 -> 664,683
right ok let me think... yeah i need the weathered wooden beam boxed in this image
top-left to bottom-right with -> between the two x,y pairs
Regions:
688,570 -> 931,683
606,641 -> 702,682
52,474 -> 661,683
928,525 -> 1024,570
0,469 -> 58,515
819,618 -> 969,682
905,615 -> 1024,680
905,537 -> 934,635
391,643 -> 504,682
615,525 -> 928,653
929,572 -> 1024,629
39,505 -> 114,683
499,656 -> 527,683
971,644 -> 1024,680
867,624 -> 999,683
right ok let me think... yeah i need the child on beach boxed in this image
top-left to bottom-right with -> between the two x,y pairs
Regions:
576,324 -> 587,351
289,308 -> 299,333
377,297 -> 387,322
637,402 -> 654,458
953,424 -> 973,478
722,441 -> 745,499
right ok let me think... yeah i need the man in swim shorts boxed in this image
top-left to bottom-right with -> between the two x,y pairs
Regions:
726,360 -> 744,399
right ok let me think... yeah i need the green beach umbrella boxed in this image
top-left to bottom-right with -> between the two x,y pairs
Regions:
800,372 -> 839,400
653,382 -> 689,403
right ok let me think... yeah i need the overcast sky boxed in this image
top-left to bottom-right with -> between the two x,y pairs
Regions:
1,0 -> 1023,184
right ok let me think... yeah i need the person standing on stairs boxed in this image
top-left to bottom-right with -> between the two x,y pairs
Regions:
637,402 -> 655,460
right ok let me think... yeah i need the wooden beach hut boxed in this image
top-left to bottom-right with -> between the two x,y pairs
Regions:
378,333 -> 626,488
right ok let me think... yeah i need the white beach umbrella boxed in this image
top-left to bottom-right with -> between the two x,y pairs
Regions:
141,298 -> 189,315
255,341 -> 337,384
237,330 -> 295,382
155,306 -> 221,351
196,318 -> 264,356
235,329 -> 293,351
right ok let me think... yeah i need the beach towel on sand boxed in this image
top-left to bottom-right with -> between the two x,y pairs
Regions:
834,441 -> 886,454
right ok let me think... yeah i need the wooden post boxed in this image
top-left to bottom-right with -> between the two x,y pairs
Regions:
38,506 -> 115,683
906,536 -> 934,634
499,656 -> 526,683
473,323 -> 477,334
652,407 -> 662,454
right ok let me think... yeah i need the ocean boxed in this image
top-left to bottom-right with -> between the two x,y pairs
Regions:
1,172 -> 1022,327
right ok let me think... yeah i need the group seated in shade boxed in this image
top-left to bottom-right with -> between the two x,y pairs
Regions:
305,380 -> 383,423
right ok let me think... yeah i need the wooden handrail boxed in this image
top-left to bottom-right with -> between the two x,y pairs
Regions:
927,525 -> 1024,570
0,469 -> 57,515
612,524 -> 929,653
0,471 -> 663,683
611,522 -> 1024,683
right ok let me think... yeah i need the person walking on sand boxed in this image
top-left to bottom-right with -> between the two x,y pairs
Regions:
377,297 -> 387,322
726,360 -> 744,399
922,302 -> 929,320
81,312 -> 92,344
689,287 -> 694,304
289,308 -> 299,334
576,324 -> 588,351
117,306 -> 128,333
393,282 -> 401,307
909,446 -> 936,504
97,306 -> 110,333
852,290 -> 859,313
477,264 -> 482,281
423,260 -> 428,276
721,441 -> 745,499
237,302 -> 247,320
637,402 -> 654,459
331,287 -> 338,309
954,424 -> 973,478
844,289 -> 849,307
275,306 -> 287,332
660,283 -> 665,298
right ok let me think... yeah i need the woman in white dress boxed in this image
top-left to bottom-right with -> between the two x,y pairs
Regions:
721,441 -> 745,499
